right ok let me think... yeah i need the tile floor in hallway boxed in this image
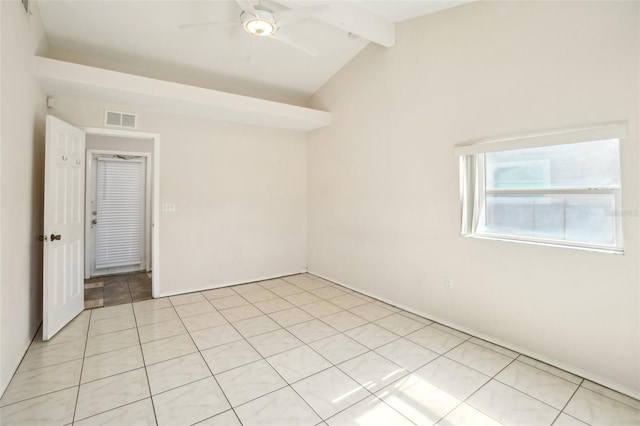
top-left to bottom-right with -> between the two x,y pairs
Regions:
84,272 -> 153,309
1,273 -> 640,425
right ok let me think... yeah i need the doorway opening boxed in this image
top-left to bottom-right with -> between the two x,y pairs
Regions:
82,129 -> 160,307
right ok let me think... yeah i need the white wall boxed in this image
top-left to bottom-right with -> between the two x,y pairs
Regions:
307,1 -> 640,394
86,134 -> 153,153
0,1 -> 49,396
47,48 -> 307,107
52,98 -> 307,296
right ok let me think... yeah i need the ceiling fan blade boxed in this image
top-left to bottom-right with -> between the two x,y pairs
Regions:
178,21 -> 236,30
273,4 -> 330,27
270,31 -> 318,57
234,0 -> 257,16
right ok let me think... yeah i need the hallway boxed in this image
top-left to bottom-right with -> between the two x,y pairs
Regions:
84,272 -> 152,309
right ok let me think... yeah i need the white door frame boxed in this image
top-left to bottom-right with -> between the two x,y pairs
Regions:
85,150 -> 152,278
83,127 -> 161,298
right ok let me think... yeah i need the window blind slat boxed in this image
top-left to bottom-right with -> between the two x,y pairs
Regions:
95,158 -> 145,269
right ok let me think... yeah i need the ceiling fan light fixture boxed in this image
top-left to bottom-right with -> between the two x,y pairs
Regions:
245,19 -> 274,36
241,10 -> 277,37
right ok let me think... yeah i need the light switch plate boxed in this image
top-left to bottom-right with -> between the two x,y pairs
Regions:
161,203 -> 176,212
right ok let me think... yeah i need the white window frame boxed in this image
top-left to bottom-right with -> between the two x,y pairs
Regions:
456,122 -> 627,254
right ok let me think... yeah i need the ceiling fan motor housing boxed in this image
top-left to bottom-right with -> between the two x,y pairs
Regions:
241,8 -> 278,36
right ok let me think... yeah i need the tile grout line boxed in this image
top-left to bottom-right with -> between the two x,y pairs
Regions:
87,313 -> 133,326
131,300 -> 160,426
76,288 -> 344,421
102,277 -> 133,308
0,322 -> 49,402
94,277 -> 532,424
301,274 -> 599,423
487,378 -> 572,419
489,364 -> 584,415
309,344 -> 419,425
300,275 -> 523,425
379,335 -> 475,425
195,287 -> 530,426
87,271 -> 152,310
73,396 -> 150,425
435,354 -> 515,426
205,292 -> 327,424
577,383 -> 640,413
126,275 -> 134,306
52,308 -> 187,406
170,296 -> 245,425
0,318 -> 90,410
206,280 -> 418,423
64,308 -> 156,422
201,279 -> 429,371
0,385 -> 81,410
72,309 -> 93,423
438,339 -> 508,377
459,354 -> 569,425
83,277 -> 105,310
274,277 -> 421,424
444,338 -> 517,363
551,378 -> 584,425
8,341 -> 87,376
7,273 -> 636,425
205,296 -> 308,423
514,354 -> 584,385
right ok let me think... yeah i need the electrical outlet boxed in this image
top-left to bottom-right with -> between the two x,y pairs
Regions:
444,278 -> 453,291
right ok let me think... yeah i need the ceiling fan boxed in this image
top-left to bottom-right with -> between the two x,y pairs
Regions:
178,0 -> 330,56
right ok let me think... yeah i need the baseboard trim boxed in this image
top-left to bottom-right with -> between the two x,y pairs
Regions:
156,270 -> 307,298
307,270 -> 640,401
0,320 -> 42,398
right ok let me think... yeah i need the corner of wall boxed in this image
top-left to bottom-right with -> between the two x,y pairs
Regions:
0,0 -> 50,397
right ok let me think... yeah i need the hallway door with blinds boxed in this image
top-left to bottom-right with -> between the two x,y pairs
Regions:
92,156 -> 146,276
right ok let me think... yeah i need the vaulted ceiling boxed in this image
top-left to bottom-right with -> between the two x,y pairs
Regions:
38,1 -> 471,101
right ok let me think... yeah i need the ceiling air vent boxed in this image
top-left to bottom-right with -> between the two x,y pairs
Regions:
104,110 -> 137,129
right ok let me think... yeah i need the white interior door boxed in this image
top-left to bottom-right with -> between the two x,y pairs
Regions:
43,115 -> 86,341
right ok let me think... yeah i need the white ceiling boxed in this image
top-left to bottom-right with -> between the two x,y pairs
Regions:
37,1 -> 471,101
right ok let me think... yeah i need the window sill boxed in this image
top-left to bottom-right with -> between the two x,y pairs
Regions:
461,233 -> 624,255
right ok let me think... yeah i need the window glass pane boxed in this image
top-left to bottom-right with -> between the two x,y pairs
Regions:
485,139 -> 620,189
479,194 -> 616,245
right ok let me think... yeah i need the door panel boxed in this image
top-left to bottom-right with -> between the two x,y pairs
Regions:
43,115 -> 85,341
90,156 -> 146,276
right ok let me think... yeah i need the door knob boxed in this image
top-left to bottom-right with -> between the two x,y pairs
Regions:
50,234 -> 62,241
91,219 -> 97,225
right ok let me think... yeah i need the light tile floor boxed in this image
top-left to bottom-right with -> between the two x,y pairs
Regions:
2,273 -> 640,425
